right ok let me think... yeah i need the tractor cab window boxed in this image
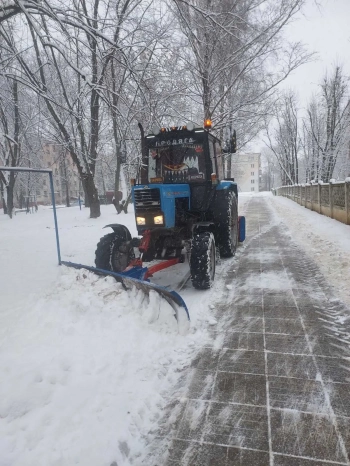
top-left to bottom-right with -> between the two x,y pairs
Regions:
208,140 -> 216,175
148,142 -> 206,183
215,141 -> 224,180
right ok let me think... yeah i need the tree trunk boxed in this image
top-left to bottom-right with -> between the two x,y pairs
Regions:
6,176 -> 14,219
82,173 -> 100,218
0,178 -> 7,214
114,143 -> 121,199
62,158 -> 70,207
82,183 -> 89,207
122,190 -> 133,214
202,70 -> 211,120
65,180 -> 70,207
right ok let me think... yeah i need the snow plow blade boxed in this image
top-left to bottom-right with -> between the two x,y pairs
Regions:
61,261 -> 190,326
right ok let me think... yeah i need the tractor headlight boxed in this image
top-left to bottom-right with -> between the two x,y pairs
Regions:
154,215 -> 163,225
136,216 -> 146,225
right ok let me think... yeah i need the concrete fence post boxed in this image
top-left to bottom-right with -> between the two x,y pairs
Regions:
329,180 -> 334,219
304,184 -> 307,208
345,178 -> 350,225
310,183 -> 314,211
318,182 -> 321,213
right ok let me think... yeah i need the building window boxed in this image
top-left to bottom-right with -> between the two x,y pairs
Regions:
251,172 -> 254,176
251,179 -> 255,184
44,190 -> 48,197
251,187 -> 255,191
251,164 -> 254,168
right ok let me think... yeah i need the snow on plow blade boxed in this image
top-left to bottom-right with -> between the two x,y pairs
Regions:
61,261 -> 190,331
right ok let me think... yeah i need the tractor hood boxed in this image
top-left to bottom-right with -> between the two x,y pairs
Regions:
132,184 -> 190,229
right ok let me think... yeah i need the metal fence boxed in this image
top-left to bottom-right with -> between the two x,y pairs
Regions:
275,180 -> 350,225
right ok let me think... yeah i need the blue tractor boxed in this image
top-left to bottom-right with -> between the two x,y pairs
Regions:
95,121 -> 244,293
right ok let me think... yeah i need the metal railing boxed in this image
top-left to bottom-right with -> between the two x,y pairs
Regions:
275,180 -> 350,225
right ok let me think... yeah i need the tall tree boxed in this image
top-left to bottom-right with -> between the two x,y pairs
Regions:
0,78 -> 21,217
172,0 -> 312,147
265,91 -> 300,185
305,66 -> 350,182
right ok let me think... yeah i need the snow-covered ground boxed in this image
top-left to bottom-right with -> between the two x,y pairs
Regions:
0,200 -> 251,466
1,192 -> 349,466
269,193 -> 350,308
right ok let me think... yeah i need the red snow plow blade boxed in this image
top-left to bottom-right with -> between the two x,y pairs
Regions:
61,261 -> 190,329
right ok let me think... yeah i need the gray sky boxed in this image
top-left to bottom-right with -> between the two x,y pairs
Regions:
281,0 -> 350,108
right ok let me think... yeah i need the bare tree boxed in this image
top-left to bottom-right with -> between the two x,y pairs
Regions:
172,0 -> 312,148
0,78 -> 22,217
305,66 -> 350,182
265,91 -> 300,185
260,147 -> 281,190
0,0 -> 158,217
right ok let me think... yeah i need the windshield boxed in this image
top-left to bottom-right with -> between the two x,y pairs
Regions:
148,143 -> 206,183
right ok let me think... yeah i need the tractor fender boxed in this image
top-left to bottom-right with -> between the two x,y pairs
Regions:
103,224 -> 132,241
238,216 -> 246,242
216,180 -> 238,198
192,222 -> 215,236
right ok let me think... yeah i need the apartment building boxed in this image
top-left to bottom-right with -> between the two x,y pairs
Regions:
229,153 -> 261,193
37,143 -> 82,205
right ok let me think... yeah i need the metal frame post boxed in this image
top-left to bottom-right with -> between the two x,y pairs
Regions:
0,166 -> 62,265
49,171 -> 61,264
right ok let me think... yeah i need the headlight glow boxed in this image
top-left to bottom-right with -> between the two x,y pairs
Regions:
154,215 -> 163,225
136,216 -> 146,225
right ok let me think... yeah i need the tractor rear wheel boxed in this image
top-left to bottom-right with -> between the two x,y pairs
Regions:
214,191 -> 238,258
95,232 -> 134,272
190,232 -> 216,290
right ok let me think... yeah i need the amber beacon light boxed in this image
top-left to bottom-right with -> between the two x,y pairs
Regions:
204,119 -> 212,130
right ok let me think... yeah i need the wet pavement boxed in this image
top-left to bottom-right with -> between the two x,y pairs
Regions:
147,196 -> 350,465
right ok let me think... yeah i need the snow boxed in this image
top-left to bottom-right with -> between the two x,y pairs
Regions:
269,193 -> 350,308
0,271 -> 190,465
0,199 -> 253,466
2,191 -> 349,464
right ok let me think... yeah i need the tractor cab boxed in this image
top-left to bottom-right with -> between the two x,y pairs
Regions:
140,123 -> 225,187
132,123 -> 234,234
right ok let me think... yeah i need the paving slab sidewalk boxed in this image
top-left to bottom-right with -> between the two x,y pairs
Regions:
146,196 -> 350,466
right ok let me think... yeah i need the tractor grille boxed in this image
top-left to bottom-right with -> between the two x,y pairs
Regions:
134,188 -> 161,213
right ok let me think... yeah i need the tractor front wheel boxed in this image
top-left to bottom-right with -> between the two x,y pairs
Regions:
95,232 -> 134,272
190,232 -> 216,290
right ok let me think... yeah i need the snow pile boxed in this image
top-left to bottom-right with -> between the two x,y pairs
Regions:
0,267 -> 202,466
